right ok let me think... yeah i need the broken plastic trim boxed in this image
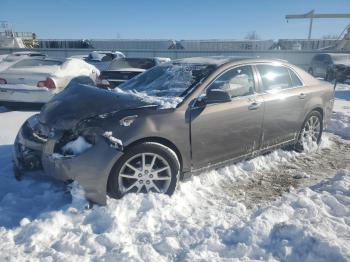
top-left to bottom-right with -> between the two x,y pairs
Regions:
103,131 -> 124,150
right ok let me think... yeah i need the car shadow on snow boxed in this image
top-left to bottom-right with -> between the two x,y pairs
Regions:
0,144 -> 71,229
335,90 -> 350,101
0,103 -> 43,113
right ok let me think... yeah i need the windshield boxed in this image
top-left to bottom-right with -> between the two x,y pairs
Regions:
118,63 -> 216,99
109,58 -> 156,70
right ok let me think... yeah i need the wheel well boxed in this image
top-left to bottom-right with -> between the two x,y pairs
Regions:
124,137 -> 183,171
311,107 -> 324,118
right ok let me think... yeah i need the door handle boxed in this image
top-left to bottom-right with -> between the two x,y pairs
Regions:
248,102 -> 261,110
298,93 -> 306,99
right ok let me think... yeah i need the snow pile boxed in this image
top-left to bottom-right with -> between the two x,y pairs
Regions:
51,58 -> 99,79
327,88 -> 350,138
0,150 -> 349,261
62,136 -> 92,155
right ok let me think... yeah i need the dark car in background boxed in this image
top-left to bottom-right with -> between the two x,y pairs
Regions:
96,57 -> 167,89
14,57 -> 334,205
308,53 -> 350,82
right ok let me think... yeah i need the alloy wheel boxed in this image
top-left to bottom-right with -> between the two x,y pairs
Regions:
118,153 -> 172,194
301,115 -> 321,144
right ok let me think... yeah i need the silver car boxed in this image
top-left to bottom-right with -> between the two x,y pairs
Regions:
13,57 -> 335,205
0,57 -> 99,105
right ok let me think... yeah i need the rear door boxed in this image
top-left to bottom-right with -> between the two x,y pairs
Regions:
190,65 -> 264,169
255,64 -> 307,148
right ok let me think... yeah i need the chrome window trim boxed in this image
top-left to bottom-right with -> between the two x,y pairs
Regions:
253,62 -> 306,91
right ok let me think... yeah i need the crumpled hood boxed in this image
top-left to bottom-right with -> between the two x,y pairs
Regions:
39,83 -> 153,129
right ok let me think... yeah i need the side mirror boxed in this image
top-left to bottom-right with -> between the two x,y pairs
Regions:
205,89 -> 232,104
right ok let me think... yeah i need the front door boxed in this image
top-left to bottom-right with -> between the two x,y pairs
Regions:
190,65 -> 264,170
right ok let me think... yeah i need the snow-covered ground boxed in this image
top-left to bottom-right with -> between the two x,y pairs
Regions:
0,84 -> 349,261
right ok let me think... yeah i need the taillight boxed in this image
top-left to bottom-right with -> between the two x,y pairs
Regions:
37,77 -> 56,89
45,78 -> 56,89
0,78 -> 7,84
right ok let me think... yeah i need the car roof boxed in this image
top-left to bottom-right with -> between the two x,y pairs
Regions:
172,56 -> 288,66
323,53 -> 350,58
11,51 -> 44,55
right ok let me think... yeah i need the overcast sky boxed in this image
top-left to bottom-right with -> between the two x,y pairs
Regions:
1,0 -> 349,40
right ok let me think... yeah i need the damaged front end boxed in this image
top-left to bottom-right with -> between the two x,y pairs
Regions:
13,113 -> 125,205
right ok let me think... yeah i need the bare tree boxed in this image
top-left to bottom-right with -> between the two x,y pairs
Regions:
245,31 -> 260,40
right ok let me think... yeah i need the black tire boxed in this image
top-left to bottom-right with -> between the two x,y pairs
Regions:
295,111 -> 323,152
325,69 -> 335,82
308,67 -> 314,76
107,142 -> 180,199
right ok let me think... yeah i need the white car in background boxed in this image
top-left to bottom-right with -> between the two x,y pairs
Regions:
0,57 -> 99,106
70,51 -> 126,71
0,51 -> 46,72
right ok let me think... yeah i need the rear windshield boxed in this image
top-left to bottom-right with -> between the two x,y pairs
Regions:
119,63 -> 216,98
109,58 -> 157,70
11,59 -> 63,68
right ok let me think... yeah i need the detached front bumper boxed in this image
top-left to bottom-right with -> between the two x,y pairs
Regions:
13,115 -> 123,205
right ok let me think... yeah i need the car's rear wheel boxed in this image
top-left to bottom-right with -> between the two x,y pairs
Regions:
295,111 -> 323,151
108,142 -> 180,198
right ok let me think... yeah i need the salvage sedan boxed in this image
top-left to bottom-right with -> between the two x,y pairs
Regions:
14,57 -> 335,205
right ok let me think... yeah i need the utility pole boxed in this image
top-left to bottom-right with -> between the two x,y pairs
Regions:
286,10 -> 350,39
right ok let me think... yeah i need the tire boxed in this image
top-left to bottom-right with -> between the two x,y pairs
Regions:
295,111 -> 323,152
107,142 -> 180,199
325,69 -> 335,82
308,68 -> 314,76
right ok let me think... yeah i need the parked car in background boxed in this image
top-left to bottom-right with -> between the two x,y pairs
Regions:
154,57 -> 171,63
14,57 -> 334,205
0,51 -> 46,72
0,58 -> 99,106
308,53 -> 350,82
96,57 -> 161,89
71,51 -> 125,71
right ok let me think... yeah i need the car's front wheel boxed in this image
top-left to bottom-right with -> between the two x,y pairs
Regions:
325,69 -> 335,82
108,142 -> 180,198
295,111 -> 323,151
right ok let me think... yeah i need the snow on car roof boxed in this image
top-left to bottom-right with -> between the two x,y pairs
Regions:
172,56 -> 289,66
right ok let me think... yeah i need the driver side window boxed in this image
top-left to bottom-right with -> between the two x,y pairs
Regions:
208,66 -> 255,98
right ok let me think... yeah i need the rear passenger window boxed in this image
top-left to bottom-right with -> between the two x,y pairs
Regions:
289,69 -> 303,87
11,59 -> 62,68
256,64 -> 292,91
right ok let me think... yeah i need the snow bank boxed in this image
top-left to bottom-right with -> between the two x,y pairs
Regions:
0,148 -> 349,261
327,89 -> 350,138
